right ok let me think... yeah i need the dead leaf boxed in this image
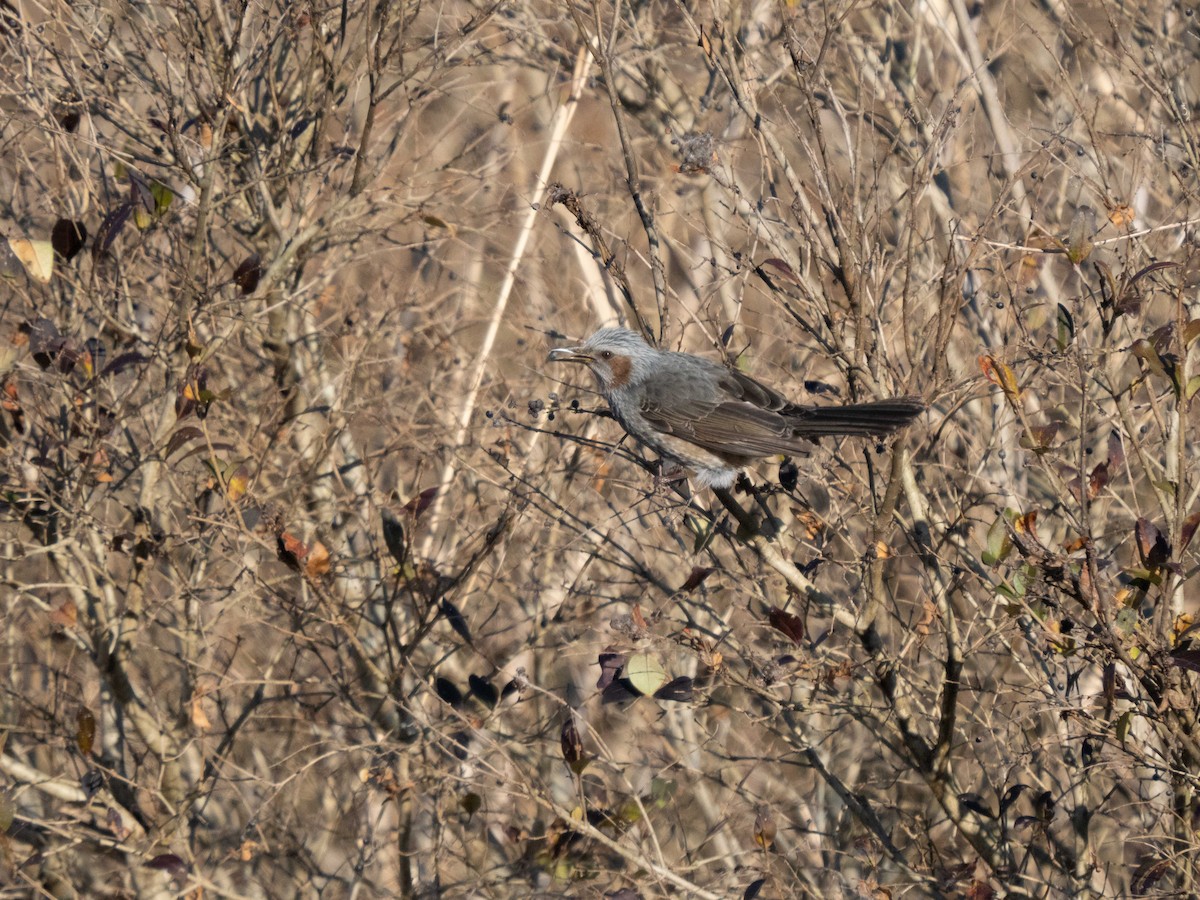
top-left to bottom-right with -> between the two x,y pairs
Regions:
305,540 -> 331,579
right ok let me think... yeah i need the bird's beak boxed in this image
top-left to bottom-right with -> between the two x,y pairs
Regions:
548,346 -> 592,364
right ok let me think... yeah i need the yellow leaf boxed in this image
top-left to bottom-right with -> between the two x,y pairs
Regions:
8,238 -> 54,283
979,355 -> 1021,404
226,467 -> 249,501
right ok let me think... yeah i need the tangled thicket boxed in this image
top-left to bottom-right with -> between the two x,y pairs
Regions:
2,1 -> 1200,897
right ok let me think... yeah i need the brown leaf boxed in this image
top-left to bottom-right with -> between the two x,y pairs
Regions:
440,599 -> 472,643
277,531 -> 308,570
191,696 -> 212,731
305,540 -> 331,579
233,252 -> 262,295
795,509 -> 823,540
753,806 -> 776,849
915,598 -> 937,637
76,708 -> 96,756
145,854 -> 188,878
759,257 -> 801,285
1108,204 -> 1134,228
1130,855 -> 1171,896
596,652 -> 626,690
1019,423 -> 1059,451
51,219 -> 87,261
979,355 -> 1021,404
93,201 -> 132,259
1014,509 -> 1038,537
1106,430 -> 1125,470
50,599 -> 77,628
1087,461 -> 1109,500
653,676 -> 694,702
560,718 -> 583,767
958,792 -> 994,817
402,486 -> 438,518
1135,517 -> 1170,569
100,351 -> 149,378
679,566 -> 716,592
1169,649 -> 1200,673
1182,509 -> 1200,553
767,606 -> 805,645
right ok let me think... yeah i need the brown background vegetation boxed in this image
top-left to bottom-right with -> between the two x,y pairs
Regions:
2,0 -> 1200,897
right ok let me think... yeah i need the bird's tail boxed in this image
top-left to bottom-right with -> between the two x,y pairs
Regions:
786,397 -> 925,438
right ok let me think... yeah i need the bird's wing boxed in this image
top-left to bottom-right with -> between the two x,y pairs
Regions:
640,366 -> 923,460
638,367 -> 813,460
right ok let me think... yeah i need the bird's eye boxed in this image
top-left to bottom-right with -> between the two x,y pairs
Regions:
600,350 -> 613,360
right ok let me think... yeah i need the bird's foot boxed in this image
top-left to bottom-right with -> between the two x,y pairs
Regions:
736,473 -> 773,497
652,463 -> 690,494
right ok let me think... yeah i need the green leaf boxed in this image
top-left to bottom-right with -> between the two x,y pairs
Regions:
1116,710 -> 1131,745
150,181 -> 173,215
649,777 -> 676,807
982,513 -> 1013,566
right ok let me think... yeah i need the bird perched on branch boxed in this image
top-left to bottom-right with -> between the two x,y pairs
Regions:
549,327 -> 924,490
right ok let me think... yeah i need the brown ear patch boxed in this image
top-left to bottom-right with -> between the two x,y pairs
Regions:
607,354 -> 632,388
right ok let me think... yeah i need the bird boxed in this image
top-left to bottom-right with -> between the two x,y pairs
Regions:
548,327 -> 924,490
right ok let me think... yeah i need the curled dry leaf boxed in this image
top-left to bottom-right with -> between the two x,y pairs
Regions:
277,532 -> 308,570
596,652 -> 626,690
979,355 -> 1021,405
304,540 -> 330,579
560,718 -> 583,767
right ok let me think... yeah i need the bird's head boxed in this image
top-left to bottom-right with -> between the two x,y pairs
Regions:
547,327 -> 654,392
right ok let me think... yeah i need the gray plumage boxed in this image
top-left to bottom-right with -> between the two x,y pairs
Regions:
549,327 -> 924,489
